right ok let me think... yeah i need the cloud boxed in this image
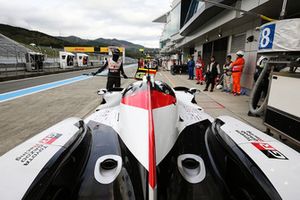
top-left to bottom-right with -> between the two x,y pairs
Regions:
0,0 -> 170,48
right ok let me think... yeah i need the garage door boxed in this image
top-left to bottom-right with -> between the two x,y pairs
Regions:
231,34 -> 246,53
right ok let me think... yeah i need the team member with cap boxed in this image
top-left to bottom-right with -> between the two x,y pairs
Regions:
230,50 -> 245,96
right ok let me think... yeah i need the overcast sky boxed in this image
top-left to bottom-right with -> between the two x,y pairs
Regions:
0,0 -> 171,48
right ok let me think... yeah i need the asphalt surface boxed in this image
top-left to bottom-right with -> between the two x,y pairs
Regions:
0,65 -> 138,155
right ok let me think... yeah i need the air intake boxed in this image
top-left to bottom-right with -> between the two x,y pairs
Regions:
177,154 -> 206,184
94,155 -> 122,184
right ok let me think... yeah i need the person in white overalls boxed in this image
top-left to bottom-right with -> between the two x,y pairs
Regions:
93,48 -> 128,90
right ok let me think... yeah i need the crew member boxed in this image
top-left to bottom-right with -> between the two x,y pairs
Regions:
204,56 -> 220,92
93,48 -> 128,90
195,55 -> 205,85
138,58 -> 144,68
187,56 -> 195,80
222,55 -> 232,92
230,51 -> 245,96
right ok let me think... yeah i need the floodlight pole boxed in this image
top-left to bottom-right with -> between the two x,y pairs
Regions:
279,0 -> 288,19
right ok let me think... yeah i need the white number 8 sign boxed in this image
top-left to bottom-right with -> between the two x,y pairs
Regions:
259,24 -> 275,50
260,28 -> 271,48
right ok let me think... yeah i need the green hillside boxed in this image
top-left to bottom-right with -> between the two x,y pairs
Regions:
0,23 -> 157,58
0,24 -> 73,48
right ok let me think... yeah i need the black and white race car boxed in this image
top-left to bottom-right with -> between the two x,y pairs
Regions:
0,76 -> 299,200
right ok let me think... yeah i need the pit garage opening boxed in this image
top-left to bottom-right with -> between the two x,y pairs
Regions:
202,37 -> 228,73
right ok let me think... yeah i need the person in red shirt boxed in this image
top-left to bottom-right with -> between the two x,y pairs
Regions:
138,58 -> 144,68
230,50 -> 245,96
195,55 -> 205,85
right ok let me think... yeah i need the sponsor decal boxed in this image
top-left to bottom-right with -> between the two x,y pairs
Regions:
15,144 -> 48,166
236,130 -> 288,160
236,130 -> 264,142
64,47 -> 94,53
251,142 -> 288,160
180,104 -> 205,122
39,133 -> 62,144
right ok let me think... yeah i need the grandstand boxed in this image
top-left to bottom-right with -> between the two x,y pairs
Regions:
0,33 -> 31,64
0,33 -> 34,72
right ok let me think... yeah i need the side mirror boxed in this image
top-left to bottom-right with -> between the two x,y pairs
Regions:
189,88 -> 200,95
97,89 -> 107,95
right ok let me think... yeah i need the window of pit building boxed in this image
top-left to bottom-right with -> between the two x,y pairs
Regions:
163,2 -> 181,39
169,2 -> 181,36
184,0 -> 205,25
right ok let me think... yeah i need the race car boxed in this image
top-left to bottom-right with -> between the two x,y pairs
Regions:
0,75 -> 300,200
